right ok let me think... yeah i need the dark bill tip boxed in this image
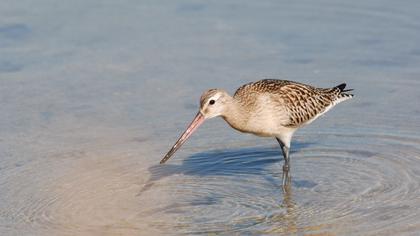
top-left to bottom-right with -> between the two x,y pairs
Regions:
159,112 -> 205,164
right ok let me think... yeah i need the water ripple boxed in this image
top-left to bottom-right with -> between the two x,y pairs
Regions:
139,132 -> 420,235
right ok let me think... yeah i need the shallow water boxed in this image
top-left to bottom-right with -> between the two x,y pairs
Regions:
1,0 -> 420,235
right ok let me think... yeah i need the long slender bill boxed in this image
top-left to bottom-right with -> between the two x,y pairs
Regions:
160,112 -> 205,164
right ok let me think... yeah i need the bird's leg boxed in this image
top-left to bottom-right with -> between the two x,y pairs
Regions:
281,145 -> 290,171
281,145 -> 291,188
276,138 -> 291,189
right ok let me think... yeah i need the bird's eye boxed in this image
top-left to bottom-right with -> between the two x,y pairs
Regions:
209,99 -> 215,105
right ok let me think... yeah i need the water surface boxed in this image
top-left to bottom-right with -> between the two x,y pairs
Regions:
1,0 -> 420,235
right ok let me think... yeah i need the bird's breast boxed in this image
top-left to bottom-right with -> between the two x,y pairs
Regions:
223,95 -> 290,137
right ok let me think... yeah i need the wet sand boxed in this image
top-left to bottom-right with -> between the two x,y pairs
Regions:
1,0 -> 420,235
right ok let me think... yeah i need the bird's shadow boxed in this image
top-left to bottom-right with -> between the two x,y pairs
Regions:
139,141 -> 317,195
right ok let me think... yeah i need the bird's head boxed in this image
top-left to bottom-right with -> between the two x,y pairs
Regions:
199,89 -> 230,119
159,88 -> 231,164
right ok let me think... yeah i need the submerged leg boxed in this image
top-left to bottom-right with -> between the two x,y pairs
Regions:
276,138 -> 291,189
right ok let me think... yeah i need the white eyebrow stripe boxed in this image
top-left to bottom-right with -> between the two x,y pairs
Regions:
210,93 -> 222,101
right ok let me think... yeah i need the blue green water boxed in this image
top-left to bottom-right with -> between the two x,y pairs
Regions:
1,1 -> 420,235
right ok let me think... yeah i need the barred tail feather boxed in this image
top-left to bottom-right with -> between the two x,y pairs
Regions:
335,82 -> 354,103
335,93 -> 353,105
335,83 -> 354,93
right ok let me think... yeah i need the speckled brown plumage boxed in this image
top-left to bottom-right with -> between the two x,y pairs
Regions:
233,79 -> 353,128
161,79 -> 353,186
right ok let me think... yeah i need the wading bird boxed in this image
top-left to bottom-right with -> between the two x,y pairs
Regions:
160,79 -> 353,187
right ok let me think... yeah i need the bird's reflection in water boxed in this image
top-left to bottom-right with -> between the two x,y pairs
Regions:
263,182 -> 334,235
139,146 -> 287,194
141,142 -> 314,191
266,182 -> 299,234
139,143 -> 326,234
283,184 -> 296,229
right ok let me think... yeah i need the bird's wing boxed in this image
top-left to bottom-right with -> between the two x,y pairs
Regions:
234,79 -> 296,97
276,83 -> 343,127
234,79 -> 347,127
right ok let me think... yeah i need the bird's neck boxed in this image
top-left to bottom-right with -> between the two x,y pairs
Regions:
221,98 -> 249,132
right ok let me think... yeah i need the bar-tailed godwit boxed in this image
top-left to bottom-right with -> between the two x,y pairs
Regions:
160,79 -> 353,187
